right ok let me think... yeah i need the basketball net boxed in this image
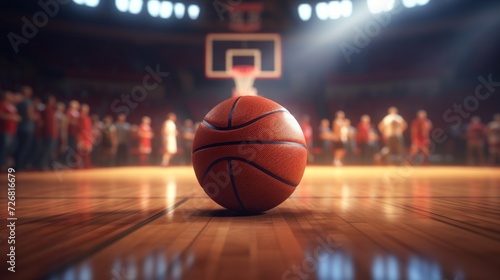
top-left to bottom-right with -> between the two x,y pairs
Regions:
231,66 -> 259,97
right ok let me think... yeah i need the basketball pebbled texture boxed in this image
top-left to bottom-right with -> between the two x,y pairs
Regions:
192,96 -> 307,213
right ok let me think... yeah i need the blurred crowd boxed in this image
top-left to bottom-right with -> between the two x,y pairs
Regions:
299,107 -> 500,166
1,86 -> 499,171
0,86 -> 197,170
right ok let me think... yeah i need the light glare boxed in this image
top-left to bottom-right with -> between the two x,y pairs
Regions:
160,1 -> 173,18
128,0 -> 143,14
187,5 -> 200,20
85,0 -> 99,7
174,3 -> 185,19
148,0 -> 160,17
367,0 -> 395,14
115,0 -> 128,12
316,2 -> 329,20
298,4 -> 312,21
329,1 -> 341,20
340,0 -> 353,17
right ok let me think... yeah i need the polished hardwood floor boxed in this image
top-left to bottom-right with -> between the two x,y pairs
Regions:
1,166 -> 500,280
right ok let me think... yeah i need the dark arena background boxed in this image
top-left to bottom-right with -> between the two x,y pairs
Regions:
1,0 -> 500,279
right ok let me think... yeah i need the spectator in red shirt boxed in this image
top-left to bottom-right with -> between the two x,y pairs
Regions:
138,116 -> 154,166
39,95 -> 58,170
466,116 -> 486,165
356,115 -> 373,164
77,104 -> 93,168
332,111 -> 347,166
410,110 -> 433,164
300,115 -> 314,163
0,90 -> 21,168
66,100 -> 80,154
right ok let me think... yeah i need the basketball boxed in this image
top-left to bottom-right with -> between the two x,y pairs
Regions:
192,96 -> 307,213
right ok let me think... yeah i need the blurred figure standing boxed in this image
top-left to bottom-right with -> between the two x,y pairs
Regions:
138,116 -> 153,166
300,115 -> 314,163
332,111 -> 346,166
410,110 -> 433,164
39,95 -> 58,170
378,107 -> 407,165
115,113 -> 131,166
0,90 -> 21,168
14,85 -> 36,170
90,114 -> 103,165
181,119 -> 195,165
77,104 -> 93,169
66,100 -> 80,154
356,115 -> 373,164
344,119 -> 356,162
466,116 -> 486,165
487,114 -> 500,165
55,102 -> 68,161
101,115 -> 118,166
161,113 -> 178,166
32,97 -> 44,169
318,119 -> 332,164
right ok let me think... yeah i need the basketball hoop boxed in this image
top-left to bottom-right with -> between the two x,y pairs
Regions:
231,65 -> 259,97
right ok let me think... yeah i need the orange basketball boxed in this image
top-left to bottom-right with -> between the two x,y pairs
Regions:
192,96 -> 307,213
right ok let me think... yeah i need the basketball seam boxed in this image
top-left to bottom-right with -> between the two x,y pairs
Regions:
202,109 -> 288,131
228,160 -> 248,213
201,156 -> 299,188
227,96 -> 242,128
192,140 -> 307,153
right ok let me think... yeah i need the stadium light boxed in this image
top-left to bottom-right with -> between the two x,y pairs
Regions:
85,0 -> 99,7
403,0 -> 430,8
73,0 -> 99,7
298,4 -> 312,21
329,1 -> 341,20
367,0 -> 395,14
148,0 -> 160,17
316,2 -> 329,20
312,1 -> 352,21
402,0 -> 417,8
115,0 -> 128,12
187,5 -> 200,20
340,0 -> 353,18
128,0 -> 143,14
160,1 -> 173,18
174,3 -> 185,19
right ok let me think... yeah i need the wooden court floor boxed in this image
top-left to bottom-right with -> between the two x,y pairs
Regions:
1,166 -> 500,280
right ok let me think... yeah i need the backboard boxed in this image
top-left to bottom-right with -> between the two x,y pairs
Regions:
205,33 -> 282,79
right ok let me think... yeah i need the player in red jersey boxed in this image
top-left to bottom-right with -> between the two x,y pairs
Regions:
77,104 -> 93,169
138,116 -> 154,166
487,113 -> 500,165
466,116 -> 486,165
410,110 -> 433,164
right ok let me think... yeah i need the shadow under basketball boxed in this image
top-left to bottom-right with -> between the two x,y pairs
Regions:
194,209 -> 266,217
